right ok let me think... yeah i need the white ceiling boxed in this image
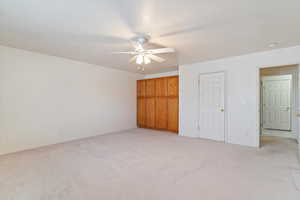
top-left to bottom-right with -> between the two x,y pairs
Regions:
1,0 -> 300,74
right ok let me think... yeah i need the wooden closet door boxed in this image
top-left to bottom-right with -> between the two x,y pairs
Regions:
146,79 -> 156,97
146,98 -> 156,128
167,76 -> 179,132
137,98 -> 146,127
167,76 -> 178,97
167,97 -> 178,132
155,78 -> 168,129
155,78 -> 167,97
137,80 -> 146,127
146,79 -> 156,128
137,76 -> 178,132
155,97 -> 168,129
137,80 -> 146,97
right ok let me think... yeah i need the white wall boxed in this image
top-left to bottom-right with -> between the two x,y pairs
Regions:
143,70 -> 178,79
180,46 -> 300,147
0,45 -> 143,155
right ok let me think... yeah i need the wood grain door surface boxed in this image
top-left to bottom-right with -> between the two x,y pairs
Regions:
155,97 -> 168,129
168,97 -> 178,132
137,98 -> 146,127
137,76 -> 178,132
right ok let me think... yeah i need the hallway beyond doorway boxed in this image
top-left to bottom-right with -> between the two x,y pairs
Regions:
262,128 -> 296,139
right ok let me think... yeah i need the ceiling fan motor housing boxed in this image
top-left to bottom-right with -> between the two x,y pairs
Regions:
132,35 -> 150,45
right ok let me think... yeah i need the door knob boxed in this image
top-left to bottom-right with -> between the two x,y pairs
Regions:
220,108 -> 224,112
286,107 -> 290,111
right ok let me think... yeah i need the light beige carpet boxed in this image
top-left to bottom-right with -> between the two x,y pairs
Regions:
0,129 -> 299,200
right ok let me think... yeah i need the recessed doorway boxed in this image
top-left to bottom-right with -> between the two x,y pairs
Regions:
259,64 -> 299,146
261,75 -> 292,131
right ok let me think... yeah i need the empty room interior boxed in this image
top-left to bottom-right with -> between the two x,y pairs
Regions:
1,0 -> 300,199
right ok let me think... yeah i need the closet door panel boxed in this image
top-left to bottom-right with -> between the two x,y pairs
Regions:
137,98 -> 146,127
137,76 -> 178,132
155,97 -> 168,129
168,97 -> 178,132
156,78 -> 168,97
146,98 -> 156,128
137,80 -> 146,97
146,79 -> 156,97
167,77 -> 179,97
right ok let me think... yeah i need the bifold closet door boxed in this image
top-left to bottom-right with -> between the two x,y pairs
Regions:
167,97 -> 178,132
155,97 -> 168,129
137,98 -> 146,127
137,79 -> 146,97
167,76 -> 179,132
146,98 -> 155,128
155,78 -> 168,129
146,79 -> 156,128
137,80 -> 146,127
137,76 -> 179,132
167,76 -> 179,97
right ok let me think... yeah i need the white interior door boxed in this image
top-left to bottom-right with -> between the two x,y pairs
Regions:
198,72 -> 225,141
262,75 -> 292,130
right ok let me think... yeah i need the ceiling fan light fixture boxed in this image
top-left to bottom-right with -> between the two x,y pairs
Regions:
136,55 -> 144,65
114,35 -> 174,68
144,56 -> 151,64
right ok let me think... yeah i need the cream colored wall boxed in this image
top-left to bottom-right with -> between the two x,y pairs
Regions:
143,70 -> 178,79
0,45 -> 143,155
180,45 -> 300,147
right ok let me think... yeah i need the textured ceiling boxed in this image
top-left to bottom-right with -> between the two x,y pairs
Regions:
1,0 -> 300,74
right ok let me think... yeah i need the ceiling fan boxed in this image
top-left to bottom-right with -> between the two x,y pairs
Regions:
113,35 -> 175,65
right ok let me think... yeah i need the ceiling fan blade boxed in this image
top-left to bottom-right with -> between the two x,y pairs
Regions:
129,55 -> 138,63
146,48 -> 175,54
147,54 -> 166,63
112,51 -> 138,55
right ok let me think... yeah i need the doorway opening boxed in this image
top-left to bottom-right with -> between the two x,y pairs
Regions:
259,64 -> 299,147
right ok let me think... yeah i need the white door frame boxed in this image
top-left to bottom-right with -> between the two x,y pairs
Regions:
257,64 -> 299,147
197,71 -> 228,143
